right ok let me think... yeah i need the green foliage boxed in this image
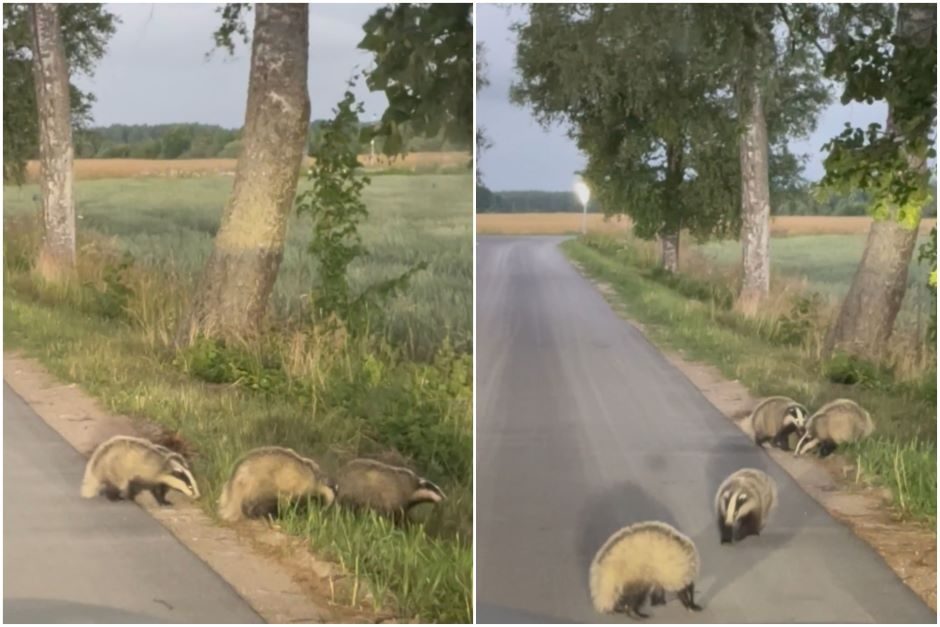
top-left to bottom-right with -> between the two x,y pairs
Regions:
3,3 -> 118,183
207,3 -> 252,57
775,293 -> 824,345
821,4 -> 936,218
917,226 -> 937,341
295,91 -> 427,327
359,3 -> 473,155
824,352 -> 894,388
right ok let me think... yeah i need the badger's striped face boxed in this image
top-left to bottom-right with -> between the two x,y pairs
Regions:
411,478 -> 446,506
169,460 -> 200,499
719,488 -> 754,544
783,405 -> 807,429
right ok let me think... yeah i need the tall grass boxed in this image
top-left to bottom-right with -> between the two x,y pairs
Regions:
3,173 -> 473,622
564,233 -> 936,522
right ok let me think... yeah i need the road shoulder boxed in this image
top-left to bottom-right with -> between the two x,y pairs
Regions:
3,351 -> 383,624
573,265 -> 937,613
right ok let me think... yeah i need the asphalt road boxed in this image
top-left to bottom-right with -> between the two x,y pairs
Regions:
3,383 -> 262,624
476,236 -> 935,624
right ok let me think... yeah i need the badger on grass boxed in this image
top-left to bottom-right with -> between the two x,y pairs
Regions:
749,396 -> 808,451
335,458 -> 445,523
217,446 -> 336,522
794,399 -> 874,458
716,468 -> 777,544
589,521 -> 702,619
80,435 -> 199,505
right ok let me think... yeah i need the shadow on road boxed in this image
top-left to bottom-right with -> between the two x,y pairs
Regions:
4,597 -> 171,623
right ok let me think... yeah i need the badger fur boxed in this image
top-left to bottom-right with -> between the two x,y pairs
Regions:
749,396 -> 808,451
80,435 -> 200,505
589,521 -> 702,619
335,458 -> 445,522
794,398 -> 874,457
217,446 -> 336,522
715,468 -> 777,544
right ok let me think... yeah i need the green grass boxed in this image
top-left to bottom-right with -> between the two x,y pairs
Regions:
3,173 -> 473,622
696,235 -> 934,324
563,234 -> 936,521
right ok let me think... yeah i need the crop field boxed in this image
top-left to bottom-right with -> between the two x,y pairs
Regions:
476,211 -> 937,237
4,172 -> 473,621
22,151 -> 471,182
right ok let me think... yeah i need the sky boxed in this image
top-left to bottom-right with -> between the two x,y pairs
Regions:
476,4 -> 888,192
72,3 -> 389,128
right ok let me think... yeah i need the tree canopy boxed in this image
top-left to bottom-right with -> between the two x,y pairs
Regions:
3,3 -> 118,183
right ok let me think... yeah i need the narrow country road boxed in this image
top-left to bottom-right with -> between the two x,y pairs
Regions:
475,236 -> 934,624
3,384 -> 263,623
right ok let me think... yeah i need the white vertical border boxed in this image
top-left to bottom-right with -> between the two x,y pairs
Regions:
470,1 -> 478,623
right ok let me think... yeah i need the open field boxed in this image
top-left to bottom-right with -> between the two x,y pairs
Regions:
476,211 -> 937,236
22,152 -> 471,182
4,173 -> 473,622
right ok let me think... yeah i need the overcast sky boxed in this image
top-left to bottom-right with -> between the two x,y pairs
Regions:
72,3 -> 389,128
477,4 -> 888,192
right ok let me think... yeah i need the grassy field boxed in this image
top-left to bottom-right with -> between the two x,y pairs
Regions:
4,172 -> 473,622
476,211 -> 937,236
22,152 -> 471,182
564,232 -> 936,522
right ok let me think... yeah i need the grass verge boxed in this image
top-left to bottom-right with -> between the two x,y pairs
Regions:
563,234 -> 936,522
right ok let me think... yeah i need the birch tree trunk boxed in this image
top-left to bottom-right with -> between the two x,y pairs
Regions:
661,231 -> 679,273
824,4 -> 934,361
178,3 -> 310,344
30,3 -> 76,281
736,77 -> 771,316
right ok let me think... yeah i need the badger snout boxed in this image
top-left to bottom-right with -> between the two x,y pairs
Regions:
720,522 -> 735,544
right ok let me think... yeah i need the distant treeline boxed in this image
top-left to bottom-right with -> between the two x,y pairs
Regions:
478,184 -> 937,217
72,121 -> 468,160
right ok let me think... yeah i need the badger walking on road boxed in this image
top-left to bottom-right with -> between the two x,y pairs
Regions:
217,446 -> 336,522
335,458 -> 445,522
589,521 -> 702,619
716,468 -> 777,544
749,396 -> 808,451
80,435 -> 200,505
794,398 -> 874,458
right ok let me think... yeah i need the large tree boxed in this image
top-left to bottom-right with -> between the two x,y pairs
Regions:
3,3 -> 117,184
29,4 -> 79,280
179,3 -> 310,343
702,5 -> 828,314
513,4 -> 741,272
821,3 -> 936,360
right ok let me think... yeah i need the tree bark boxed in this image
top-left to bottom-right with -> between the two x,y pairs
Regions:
736,76 -> 771,316
30,4 -> 76,281
661,231 -> 679,273
824,4 -> 934,361
178,4 -> 310,344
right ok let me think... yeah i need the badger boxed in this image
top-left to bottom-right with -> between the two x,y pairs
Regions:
335,458 -> 445,522
589,521 -> 702,619
217,446 -> 336,522
80,435 -> 200,505
715,468 -> 777,544
749,396 -> 808,451
794,398 -> 874,458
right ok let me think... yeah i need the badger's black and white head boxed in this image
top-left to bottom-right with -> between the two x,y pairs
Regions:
167,459 -> 200,499
782,404 -> 808,430
409,477 -> 446,507
717,485 -> 758,544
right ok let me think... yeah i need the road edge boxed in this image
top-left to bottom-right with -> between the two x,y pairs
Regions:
568,261 -> 938,613
3,350 -> 384,624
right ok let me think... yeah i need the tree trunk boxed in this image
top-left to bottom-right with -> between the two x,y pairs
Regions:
30,4 -> 76,281
736,77 -> 771,316
661,231 -> 679,273
178,4 -> 310,344
825,4 -> 934,361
